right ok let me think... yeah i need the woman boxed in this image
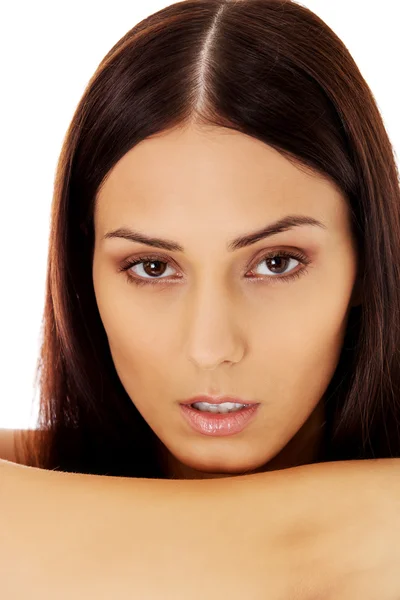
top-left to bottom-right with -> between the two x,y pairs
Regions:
17,0 -> 399,478
3,0 -> 400,596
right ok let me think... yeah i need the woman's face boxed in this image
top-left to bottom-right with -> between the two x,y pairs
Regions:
92,124 -> 360,479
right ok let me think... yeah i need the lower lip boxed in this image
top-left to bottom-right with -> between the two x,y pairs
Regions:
179,403 -> 260,436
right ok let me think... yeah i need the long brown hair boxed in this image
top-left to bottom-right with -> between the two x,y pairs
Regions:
20,0 -> 400,476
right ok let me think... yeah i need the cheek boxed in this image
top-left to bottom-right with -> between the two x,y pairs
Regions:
249,283 -> 351,405
93,260 -> 169,356
96,293 -> 175,387
103,310 -> 172,366
92,262 -> 178,398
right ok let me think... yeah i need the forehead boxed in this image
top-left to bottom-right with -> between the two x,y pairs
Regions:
94,125 -> 348,232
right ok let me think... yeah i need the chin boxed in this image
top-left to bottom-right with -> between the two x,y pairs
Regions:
180,455 -> 268,477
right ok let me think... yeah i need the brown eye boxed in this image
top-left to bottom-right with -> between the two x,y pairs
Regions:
141,260 -> 168,278
124,256 -> 176,281
251,253 -> 301,278
264,256 -> 291,274
119,249 -> 311,287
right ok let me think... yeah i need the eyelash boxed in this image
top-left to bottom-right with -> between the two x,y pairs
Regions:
118,249 -> 312,288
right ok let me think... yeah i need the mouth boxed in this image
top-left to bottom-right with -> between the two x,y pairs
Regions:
180,394 -> 258,407
179,402 -> 260,437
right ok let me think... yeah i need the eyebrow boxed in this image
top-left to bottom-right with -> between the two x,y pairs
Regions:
103,214 -> 327,252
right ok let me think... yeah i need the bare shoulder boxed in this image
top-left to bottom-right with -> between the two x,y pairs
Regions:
0,428 -> 44,465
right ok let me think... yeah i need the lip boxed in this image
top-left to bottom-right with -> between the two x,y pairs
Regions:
180,395 -> 259,406
179,403 -> 260,436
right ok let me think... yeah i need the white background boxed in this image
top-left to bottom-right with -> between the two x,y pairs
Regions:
1,1 -> 399,429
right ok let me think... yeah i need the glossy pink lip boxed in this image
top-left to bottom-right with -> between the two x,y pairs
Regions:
180,395 -> 259,405
179,403 -> 260,436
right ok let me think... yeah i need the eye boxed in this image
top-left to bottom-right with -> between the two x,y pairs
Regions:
118,249 -> 312,287
123,255 -> 175,282
249,251 -> 305,279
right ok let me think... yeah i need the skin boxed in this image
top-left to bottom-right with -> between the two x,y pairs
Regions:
92,123 -> 362,480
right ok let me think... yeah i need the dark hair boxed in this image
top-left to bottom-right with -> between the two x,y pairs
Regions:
20,0 -> 400,477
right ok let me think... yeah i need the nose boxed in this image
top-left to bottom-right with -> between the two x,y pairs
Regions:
184,283 -> 246,370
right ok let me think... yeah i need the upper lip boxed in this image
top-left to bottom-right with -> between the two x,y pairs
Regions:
180,395 -> 258,405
